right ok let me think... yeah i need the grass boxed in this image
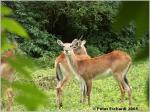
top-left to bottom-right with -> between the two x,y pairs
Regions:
12,60 -> 148,111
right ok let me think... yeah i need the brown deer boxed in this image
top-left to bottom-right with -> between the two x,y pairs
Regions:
1,49 -> 16,111
55,39 -> 90,107
57,39 -> 132,106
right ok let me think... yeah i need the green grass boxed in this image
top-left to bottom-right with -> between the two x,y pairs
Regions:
12,60 -> 148,111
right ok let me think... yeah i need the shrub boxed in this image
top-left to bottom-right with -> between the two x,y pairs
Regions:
32,69 -> 56,90
4,1 -> 148,67
86,45 -> 102,57
34,55 -> 55,68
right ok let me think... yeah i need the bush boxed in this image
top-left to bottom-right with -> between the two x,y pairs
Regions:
32,69 -> 56,90
86,45 -> 102,57
4,1 -> 148,67
34,55 -> 55,68
18,33 -> 60,58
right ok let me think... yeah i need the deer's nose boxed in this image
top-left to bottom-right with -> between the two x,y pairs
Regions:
65,50 -> 69,53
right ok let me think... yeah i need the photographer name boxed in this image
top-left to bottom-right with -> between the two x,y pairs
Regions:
95,107 -> 138,111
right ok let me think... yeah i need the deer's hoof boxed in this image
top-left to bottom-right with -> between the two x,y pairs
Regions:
79,99 -> 86,104
59,102 -> 63,108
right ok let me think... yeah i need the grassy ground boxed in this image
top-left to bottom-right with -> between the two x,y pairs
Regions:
12,60 -> 148,111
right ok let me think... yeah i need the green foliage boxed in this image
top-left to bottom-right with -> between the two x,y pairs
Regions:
19,33 -> 60,58
7,55 -> 36,79
134,43 -> 149,61
1,5 -> 49,111
5,2 -> 60,59
113,1 -> 149,37
5,1 -> 148,61
2,17 -> 29,38
34,56 -> 55,68
13,81 -> 48,110
1,5 -> 13,15
1,5 -> 29,53
86,45 -> 102,57
112,1 -> 149,60
1,34 -> 13,53
32,69 -> 56,90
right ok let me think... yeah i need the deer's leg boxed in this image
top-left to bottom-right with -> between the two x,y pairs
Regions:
122,63 -> 132,105
86,79 -> 92,106
80,80 -> 87,103
114,68 -> 132,105
56,81 -> 63,108
56,75 -> 71,108
118,81 -> 125,102
122,74 -> 132,105
80,82 -> 84,103
114,72 -> 126,103
123,64 -> 132,105
128,87 -> 132,106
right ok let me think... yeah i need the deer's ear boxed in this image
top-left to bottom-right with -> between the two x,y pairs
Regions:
71,39 -> 78,46
57,40 -> 64,46
77,40 -> 82,46
81,40 -> 86,46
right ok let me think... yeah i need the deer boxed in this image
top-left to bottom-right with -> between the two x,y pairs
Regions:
57,39 -> 132,106
1,49 -> 16,111
55,39 -> 91,108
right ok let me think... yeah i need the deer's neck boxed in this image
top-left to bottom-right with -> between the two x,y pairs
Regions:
65,51 -> 80,80
82,46 -> 88,55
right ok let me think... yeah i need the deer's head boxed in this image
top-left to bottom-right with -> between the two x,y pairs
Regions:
73,39 -> 87,55
57,39 -> 87,55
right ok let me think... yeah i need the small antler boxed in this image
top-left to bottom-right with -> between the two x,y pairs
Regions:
79,35 -> 83,40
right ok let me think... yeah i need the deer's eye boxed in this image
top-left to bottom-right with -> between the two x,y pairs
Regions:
73,46 -> 77,49
70,45 -> 73,48
70,44 -> 77,49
